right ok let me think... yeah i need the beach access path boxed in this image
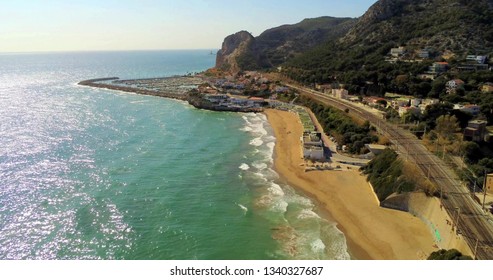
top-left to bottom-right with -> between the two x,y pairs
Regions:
264,108 -> 436,260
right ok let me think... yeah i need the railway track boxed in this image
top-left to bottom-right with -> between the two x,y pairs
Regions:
288,84 -> 493,259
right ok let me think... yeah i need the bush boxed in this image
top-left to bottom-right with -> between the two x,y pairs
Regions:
427,249 -> 472,260
361,149 -> 415,201
298,96 -> 378,154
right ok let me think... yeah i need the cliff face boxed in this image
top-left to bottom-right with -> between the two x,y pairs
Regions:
215,31 -> 268,72
215,17 -> 356,72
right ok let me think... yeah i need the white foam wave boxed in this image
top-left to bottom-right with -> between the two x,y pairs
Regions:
297,209 -> 320,220
239,163 -> 250,171
271,200 -> 288,213
240,126 -> 253,132
249,138 -> 263,147
268,183 -> 285,197
237,203 -> 248,214
310,239 -> 326,253
252,161 -> 268,171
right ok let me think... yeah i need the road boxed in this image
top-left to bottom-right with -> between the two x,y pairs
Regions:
288,83 -> 493,259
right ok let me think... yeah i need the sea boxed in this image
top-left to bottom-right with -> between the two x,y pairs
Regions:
0,50 -> 350,260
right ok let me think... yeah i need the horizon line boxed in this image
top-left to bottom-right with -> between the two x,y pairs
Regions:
0,48 -> 219,55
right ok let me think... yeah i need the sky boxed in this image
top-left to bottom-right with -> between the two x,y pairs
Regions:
0,0 -> 377,52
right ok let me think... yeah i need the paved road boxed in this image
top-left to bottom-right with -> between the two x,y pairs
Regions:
288,84 -> 493,259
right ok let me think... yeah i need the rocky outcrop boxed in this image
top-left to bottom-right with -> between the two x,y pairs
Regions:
215,17 -> 356,72
215,31 -> 267,72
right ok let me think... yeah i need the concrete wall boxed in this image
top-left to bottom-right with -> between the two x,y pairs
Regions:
408,193 -> 473,258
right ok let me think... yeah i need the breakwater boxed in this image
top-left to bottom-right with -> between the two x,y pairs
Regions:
79,77 -> 264,113
78,77 -> 189,101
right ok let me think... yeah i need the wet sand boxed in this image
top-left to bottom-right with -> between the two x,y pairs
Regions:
264,108 -> 436,260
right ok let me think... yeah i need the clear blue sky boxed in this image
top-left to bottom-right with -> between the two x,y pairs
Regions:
0,0 -> 377,52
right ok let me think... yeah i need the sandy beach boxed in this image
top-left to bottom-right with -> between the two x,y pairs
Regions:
264,108 -> 437,260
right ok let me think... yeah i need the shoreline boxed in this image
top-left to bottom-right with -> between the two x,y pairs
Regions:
264,108 -> 437,260
79,75 -> 439,259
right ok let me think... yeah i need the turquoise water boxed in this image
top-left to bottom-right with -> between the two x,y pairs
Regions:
0,50 -> 349,260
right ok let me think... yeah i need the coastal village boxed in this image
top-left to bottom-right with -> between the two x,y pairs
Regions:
83,55 -> 493,166
79,48 -> 493,260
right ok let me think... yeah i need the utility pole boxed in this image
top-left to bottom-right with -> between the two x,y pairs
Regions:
454,207 -> 461,235
474,238 -> 479,260
472,180 -> 477,200
482,171 -> 488,212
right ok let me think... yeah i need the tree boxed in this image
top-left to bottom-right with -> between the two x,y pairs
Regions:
462,141 -> 481,163
434,115 -> 460,155
376,99 -> 388,108
435,115 -> 460,141
430,78 -> 446,98
427,249 -> 472,260
421,103 -> 454,129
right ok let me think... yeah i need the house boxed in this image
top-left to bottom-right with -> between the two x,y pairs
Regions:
316,84 -> 332,93
303,132 -> 323,147
454,104 -> 481,116
430,62 -> 449,73
410,98 -> 422,107
332,89 -> 348,99
482,83 -> 493,93
302,132 -> 324,161
275,86 -> 289,93
205,94 -> 229,103
418,99 -> 440,113
399,106 -> 421,117
464,120 -> 488,142
248,97 -> 266,107
417,49 -> 430,59
230,98 -> 249,106
418,73 -> 436,80
303,145 -> 324,161
422,98 -> 440,106
390,47 -> 406,57
446,79 -> 465,94
467,55 -> 488,64
391,98 -> 410,109
364,97 -> 387,107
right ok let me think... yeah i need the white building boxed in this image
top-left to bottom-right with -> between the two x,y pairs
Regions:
391,47 -> 406,57
303,145 -> 324,161
454,104 -> 481,116
446,79 -> 465,94
332,89 -> 348,99
205,94 -> 229,103
302,132 -> 324,161
410,98 -> 422,107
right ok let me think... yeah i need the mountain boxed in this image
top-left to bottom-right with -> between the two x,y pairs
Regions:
215,17 -> 356,71
255,17 -> 356,66
287,0 -> 493,78
344,0 -> 493,51
215,31 -> 269,73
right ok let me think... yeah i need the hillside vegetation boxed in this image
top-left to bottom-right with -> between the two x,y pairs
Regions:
215,17 -> 355,71
285,0 -> 493,89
